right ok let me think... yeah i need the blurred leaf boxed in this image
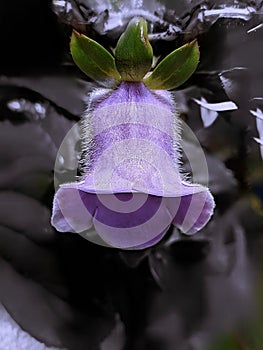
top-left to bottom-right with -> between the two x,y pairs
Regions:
144,40 -> 199,90
236,280 -> 263,350
219,67 -> 248,102
71,30 -> 120,85
0,303 -> 64,350
115,17 -> 153,81
207,334 -> 243,350
119,249 -> 150,268
0,257 -> 65,347
0,257 -> 115,349
100,315 -> 125,350
181,130 -> 237,195
0,224 -> 65,296
0,75 -> 89,116
0,121 -> 57,163
0,191 -> 55,244
0,110 -> 74,201
148,208 -> 253,350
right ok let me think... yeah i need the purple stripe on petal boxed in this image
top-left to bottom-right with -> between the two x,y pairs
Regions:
92,198 -> 174,249
130,227 -> 169,250
114,193 -> 133,201
172,185 -> 215,235
184,191 -> 215,235
172,194 -> 192,226
80,192 -> 161,228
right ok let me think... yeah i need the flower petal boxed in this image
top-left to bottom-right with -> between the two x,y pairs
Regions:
171,182 -> 215,235
51,186 -> 94,233
91,194 -> 174,249
129,229 -> 169,250
51,82 -> 215,249
193,97 -> 238,112
250,108 -> 263,137
52,184 -> 175,249
198,97 -> 218,127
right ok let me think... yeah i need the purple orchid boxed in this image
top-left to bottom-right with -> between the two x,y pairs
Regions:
51,18 -> 215,249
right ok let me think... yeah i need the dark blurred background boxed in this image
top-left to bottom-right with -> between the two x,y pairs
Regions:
0,1 -> 263,350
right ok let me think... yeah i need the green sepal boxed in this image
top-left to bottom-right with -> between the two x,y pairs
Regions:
70,30 -> 121,84
115,17 -> 153,82
143,40 -> 200,90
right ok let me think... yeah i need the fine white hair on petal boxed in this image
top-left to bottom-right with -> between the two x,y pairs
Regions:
169,94 -> 192,183
80,85 -> 184,178
79,111 -> 96,176
165,90 -> 183,172
80,88 -> 114,176
85,88 -> 113,106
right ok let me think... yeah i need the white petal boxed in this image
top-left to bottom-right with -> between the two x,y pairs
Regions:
250,108 -> 263,120
250,108 -> 263,139
247,23 -> 263,34
253,138 -> 263,160
193,97 -> 238,112
200,106 -> 218,128
254,137 -> 263,146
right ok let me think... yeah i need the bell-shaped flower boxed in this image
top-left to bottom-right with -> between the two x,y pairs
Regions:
51,17 -> 215,249
52,82 -> 215,249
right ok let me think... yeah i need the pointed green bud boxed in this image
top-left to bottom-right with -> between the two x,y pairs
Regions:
143,40 -> 200,90
115,17 -> 153,82
70,30 -> 121,85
